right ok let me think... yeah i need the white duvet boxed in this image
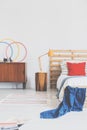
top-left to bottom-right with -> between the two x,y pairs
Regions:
56,74 -> 87,100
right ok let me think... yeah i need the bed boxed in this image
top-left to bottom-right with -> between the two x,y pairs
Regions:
49,50 -> 87,105
56,62 -> 87,105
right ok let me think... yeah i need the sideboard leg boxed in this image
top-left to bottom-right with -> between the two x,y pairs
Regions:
23,82 -> 26,89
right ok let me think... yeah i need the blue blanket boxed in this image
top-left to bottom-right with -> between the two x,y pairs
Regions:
40,86 -> 86,119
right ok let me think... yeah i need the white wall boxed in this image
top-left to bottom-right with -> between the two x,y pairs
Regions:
0,0 -> 87,89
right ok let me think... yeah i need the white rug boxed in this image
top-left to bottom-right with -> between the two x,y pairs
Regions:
0,92 -> 54,125
0,90 -> 58,130
0,93 -> 47,104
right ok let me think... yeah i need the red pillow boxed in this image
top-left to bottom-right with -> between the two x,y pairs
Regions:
67,62 -> 86,76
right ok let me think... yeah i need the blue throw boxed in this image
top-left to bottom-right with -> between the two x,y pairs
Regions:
40,86 -> 86,119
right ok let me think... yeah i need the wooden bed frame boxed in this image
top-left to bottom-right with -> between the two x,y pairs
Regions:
49,50 -> 87,89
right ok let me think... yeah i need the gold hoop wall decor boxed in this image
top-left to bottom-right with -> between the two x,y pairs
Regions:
0,38 -> 27,62
6,41 -> 27,62
0,41 -> 13,62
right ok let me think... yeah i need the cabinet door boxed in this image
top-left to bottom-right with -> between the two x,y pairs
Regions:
8,63 -> 26,82
8,63 -> 18,82
0,63 -> 9,81
0,63 -> 26,82
16,63 -> 26,82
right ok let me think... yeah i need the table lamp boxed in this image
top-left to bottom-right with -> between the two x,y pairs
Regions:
38,49 -> 53,72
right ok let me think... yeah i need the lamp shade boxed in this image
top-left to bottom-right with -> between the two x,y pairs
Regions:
48,49 -> 53,57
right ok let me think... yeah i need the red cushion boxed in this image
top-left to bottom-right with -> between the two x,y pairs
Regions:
67,62 -> 86,76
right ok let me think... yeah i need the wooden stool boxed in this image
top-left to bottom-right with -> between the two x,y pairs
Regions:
35,72 -> 47,91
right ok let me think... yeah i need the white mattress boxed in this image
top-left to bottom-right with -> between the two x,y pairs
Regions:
19,109 -> 87,130
57,74 -> 87,100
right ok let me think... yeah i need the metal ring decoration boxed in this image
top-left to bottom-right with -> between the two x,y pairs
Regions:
5,42 -> 20,62
0,41 -> 13,59
12,42 -> 20,62
6,41 -> 27,62
0,38 -> 20,61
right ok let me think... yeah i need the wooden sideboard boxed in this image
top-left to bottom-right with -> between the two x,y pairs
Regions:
0,62 -> 26,89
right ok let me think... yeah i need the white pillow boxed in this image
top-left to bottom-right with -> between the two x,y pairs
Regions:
61,60 -> 87,75
60,61 -> 68,75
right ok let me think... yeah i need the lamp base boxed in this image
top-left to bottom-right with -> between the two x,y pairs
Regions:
35,72 -> 47,91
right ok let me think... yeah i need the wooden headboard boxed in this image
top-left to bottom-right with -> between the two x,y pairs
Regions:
49,50 -> 87,89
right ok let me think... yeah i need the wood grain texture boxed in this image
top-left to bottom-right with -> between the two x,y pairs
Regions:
35,72 -> 47,91
0,62 -> 26,88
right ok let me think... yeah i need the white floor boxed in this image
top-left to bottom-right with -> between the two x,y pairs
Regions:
0,88 -> 58,123
1,88 -> 87,130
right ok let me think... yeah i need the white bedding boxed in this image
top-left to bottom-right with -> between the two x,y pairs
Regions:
57,74 -> 87,100
19,109 -> 87,130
